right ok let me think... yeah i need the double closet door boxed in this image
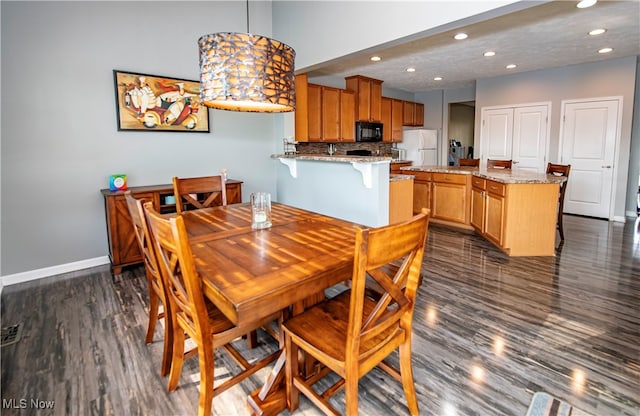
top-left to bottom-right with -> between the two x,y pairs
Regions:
480,104 -> 550,173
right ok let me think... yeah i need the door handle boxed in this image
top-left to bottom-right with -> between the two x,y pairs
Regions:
602,165 -> 612,168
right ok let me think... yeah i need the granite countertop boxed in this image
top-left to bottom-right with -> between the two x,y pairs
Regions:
390,174 -> 415,182
272,154 -> 391,163
401,165 -> 566,184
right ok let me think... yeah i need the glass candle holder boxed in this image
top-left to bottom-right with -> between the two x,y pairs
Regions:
251,192 -> 272,229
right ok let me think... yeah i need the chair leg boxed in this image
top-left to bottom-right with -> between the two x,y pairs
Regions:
284,333 -> 300,411
160,304 -> 172,377
146,289 -> 160,344
399,341 -> 419,416
558,212 -> 565,241
167,327 -> 186,392
344,370 -> 359,416
197,342 -> 215,416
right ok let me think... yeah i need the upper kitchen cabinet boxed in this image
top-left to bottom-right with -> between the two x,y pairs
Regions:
294,74 -> 355,142
403,101 -> 424,127
381,97 -> 404,142
322,86 -> 355,142
345,75 -> 383,122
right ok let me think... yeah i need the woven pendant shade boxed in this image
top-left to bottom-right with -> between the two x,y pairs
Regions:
198,32 -> 296,112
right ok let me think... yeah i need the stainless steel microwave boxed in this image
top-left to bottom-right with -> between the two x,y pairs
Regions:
355,121 -> 383,142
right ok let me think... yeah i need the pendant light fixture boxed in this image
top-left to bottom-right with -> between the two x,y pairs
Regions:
198,0 -> 296,112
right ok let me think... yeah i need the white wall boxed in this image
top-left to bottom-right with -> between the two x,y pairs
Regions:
0,1 -> 284,277
475,56 -> 637,220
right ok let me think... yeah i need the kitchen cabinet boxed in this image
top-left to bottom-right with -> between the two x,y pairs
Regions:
470,176 -> 486,230
389,177 -> 414,224
403,101 -> 424,127
307,83 -> 322,141
470,177 -> 559,255
471,178 -> 507,246
295,74 -> 355,142
412,171 -> 432,214
101,180 -> 243,275
484,180 -> 506,246
431,173 -> 470,225
391,99 -> 404,142
381,97 -> 404,142
345,75 -> 383,122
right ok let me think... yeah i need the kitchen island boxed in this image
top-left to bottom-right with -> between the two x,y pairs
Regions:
273,154 -> 392,227
402,166 -> 566,256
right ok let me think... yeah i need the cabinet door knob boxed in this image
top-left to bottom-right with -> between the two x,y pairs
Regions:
602,165 -> 612,169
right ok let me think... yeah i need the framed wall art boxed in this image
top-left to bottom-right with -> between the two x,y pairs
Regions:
113,70 -> 209,133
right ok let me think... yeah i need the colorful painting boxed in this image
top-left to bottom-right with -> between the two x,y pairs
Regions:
113,70 -> 209,132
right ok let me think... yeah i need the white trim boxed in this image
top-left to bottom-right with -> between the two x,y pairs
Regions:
1,256 -> 111,286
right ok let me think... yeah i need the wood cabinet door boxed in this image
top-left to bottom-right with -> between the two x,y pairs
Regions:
108,191 -> 154,267
470,187 -> 485,231
340,90 -> 355,141
391,99 -> 404,142
370,80 -> 382,122
381,97 -> 392,142
356,78 -> 371,121
307,84 -> 322,141
322,86 -> 341,141
226,182 -> 242,204
413,180 -> 431,214
403,101 -> 416,125
415,103 -> 424,127
432,182 -> 467,223
485,192 -> 504,245
294,74 -> 309,141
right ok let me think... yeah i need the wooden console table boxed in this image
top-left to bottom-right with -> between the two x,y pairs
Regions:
100,180 -> 243,275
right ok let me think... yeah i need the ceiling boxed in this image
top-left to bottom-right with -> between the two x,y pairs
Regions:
305,1 -> 640,93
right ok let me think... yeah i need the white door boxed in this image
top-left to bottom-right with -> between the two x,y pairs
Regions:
481,108 -> 513,161
512,105 -> 548,173
560,98 -> 620,219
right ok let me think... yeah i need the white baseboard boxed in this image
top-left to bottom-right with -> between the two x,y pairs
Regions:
625,210 -> 638,218
612,215 -> 627,223
1,256 -> 111,286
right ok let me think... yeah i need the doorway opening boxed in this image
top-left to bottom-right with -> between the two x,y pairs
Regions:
448,101 -> 475,165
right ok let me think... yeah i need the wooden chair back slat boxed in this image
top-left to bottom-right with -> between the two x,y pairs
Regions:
173,175 -> 227,213
487,159 -> 513,169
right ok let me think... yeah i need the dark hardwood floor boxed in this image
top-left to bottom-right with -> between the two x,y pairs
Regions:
2,214 -> 639,415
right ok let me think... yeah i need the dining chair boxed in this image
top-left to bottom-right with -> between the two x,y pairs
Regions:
487,159 -> 513,169
172,175 -> 227,214
124,191 -> 172,377
459,158 -> 480,167
546,162 -> 571,241
282,209 -> 430,416
143,202 -> 279,416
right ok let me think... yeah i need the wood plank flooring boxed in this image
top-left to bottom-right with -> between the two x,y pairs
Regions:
1,214 -> 639,415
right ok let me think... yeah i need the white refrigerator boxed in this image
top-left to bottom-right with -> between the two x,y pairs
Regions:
396,129 -> 439,166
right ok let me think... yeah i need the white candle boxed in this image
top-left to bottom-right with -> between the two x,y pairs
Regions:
254,212 -> 267,223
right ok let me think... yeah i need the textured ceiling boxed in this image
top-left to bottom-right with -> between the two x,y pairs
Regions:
306,1 -> 640,93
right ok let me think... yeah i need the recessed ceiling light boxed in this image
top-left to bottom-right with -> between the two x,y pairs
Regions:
454,33 -> 468,40
434,76 -> 443,81
576,0 -> 597,8
589,28 -> 606,36
406,67 -> 416,73
483,51 -> 496,57
598,47 -> 613,54
370,56 -> 381,62
506,64 -> 517,69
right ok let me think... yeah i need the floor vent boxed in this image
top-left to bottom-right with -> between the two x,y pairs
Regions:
1,323 -> 23,347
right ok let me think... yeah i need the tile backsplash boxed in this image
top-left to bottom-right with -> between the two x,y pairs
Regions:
295,142 -> 394,156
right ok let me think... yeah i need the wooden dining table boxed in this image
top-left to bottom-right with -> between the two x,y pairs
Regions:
179,202 -> 360,415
